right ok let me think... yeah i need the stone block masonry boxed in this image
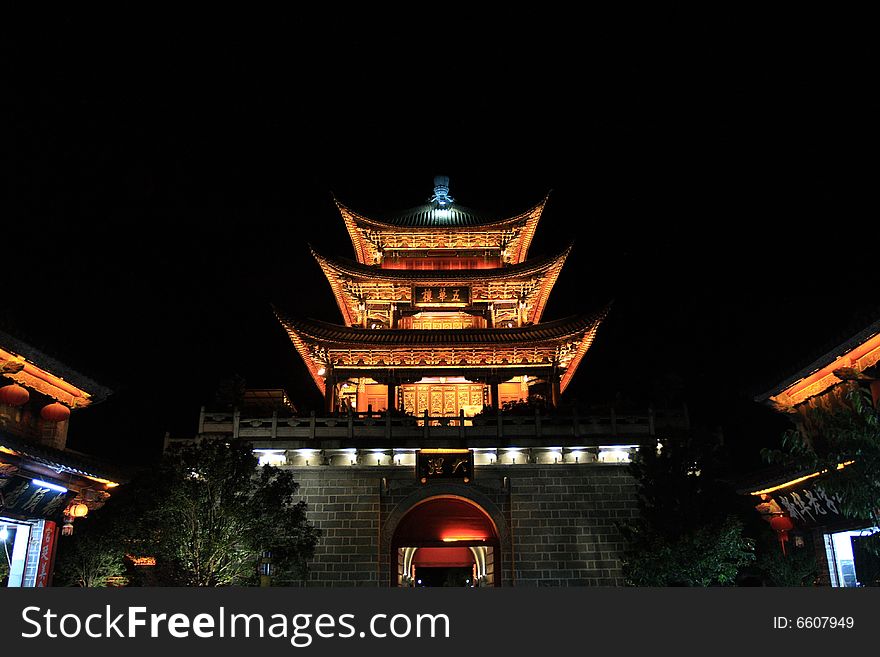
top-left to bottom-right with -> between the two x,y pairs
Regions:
285,463 -> 639,587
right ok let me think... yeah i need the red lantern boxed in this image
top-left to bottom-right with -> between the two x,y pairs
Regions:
0,384 -> 29,406
40,402 -> 71,422
770,515 -> 795,555
67,503 -> 89,518
769,515 -> 794,533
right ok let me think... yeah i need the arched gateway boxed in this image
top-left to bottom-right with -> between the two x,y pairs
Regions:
384,486 -> 506,587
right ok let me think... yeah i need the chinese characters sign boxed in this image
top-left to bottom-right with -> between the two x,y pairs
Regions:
417,450 -> 473,483
412,286 -> 471,308
34,521 -> 57,587
771,485 -> 844,529
0,476 -> 73,519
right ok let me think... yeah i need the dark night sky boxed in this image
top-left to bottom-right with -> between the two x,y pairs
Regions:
2,15 -> 877,471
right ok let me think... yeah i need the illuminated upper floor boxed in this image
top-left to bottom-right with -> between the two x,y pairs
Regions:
336,177 -> 547,267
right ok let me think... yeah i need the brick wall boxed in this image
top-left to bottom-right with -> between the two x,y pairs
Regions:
286,463 -> 638,587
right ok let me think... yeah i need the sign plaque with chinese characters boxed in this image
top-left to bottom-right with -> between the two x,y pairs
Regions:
417,449 -> 473,483
770,484 -> 845,529
0,476 -> 74,519
412,286 -> 471,308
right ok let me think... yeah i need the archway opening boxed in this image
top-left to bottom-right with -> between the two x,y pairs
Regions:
392,496 -> 499,587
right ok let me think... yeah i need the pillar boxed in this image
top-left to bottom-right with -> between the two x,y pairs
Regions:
550,366 -> 561,409
387,381 -> 397,413
490,382 -> 500,411
325,374 -> 337,413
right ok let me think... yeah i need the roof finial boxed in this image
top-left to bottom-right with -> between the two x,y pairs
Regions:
430,175 -> 454,207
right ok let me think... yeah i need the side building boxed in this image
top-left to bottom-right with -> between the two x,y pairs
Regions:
0,330 -> 124,587
742,316 -> 880,587
183,178 -> 689,586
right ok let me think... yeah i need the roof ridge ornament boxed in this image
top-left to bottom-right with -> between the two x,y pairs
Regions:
429,175 -> 454,207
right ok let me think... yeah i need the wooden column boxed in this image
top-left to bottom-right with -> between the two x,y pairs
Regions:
325,374 -> 337,413
490,382 -> 500,411
550,365 -> 561,409
387,381 -> 397,413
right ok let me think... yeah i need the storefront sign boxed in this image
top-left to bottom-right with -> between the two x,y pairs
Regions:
0,476 -> 74,520
417,449 -> 473,483
412,286 -> 471,308
772,485 -> 844,529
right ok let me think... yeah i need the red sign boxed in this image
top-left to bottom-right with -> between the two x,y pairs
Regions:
34,521 -> 57,587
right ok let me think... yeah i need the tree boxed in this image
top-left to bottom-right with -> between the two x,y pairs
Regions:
754,527 -> 817,586
89,439 -> 321,586
763,385 -> 880,553
53,522 -> 126,587
619,428 -> 755,586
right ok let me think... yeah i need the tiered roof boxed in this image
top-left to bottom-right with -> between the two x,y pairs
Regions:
275,310 -> 607,396
336,194 -> 548,265
280,179 -> 605,401
311,244 -> 572,327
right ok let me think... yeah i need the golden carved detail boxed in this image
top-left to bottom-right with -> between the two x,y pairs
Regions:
0,359 -> 26,374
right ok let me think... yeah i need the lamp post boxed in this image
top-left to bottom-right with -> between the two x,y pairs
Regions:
260,551 -> 273,587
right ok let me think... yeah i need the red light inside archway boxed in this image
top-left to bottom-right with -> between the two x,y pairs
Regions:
413,547 -> 474,568
393,497 -> 497,547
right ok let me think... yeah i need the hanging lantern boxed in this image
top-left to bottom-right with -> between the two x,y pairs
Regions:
41,402 -> 71,422
0,383 -> 29,407
67,503 -> 89,518
770,514 -> 795,555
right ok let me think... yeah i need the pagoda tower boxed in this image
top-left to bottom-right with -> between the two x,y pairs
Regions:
276,176 -> 606,417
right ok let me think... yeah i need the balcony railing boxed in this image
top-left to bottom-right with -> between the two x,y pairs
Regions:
177,406 -> 689,451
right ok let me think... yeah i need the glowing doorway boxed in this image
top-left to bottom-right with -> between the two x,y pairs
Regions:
392,496 -> 499,587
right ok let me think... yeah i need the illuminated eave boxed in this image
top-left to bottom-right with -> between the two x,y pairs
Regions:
275,312 -> 606,394
509,194 -> 546,264
559,306 -> 608,393
273,308 -> 326,395
764,329 -> 880,410
335,195 -> 548,266
311,244 -> 572,326
0,348 -> 93,408
0,441 -> 122,489
748,462 -> 854,496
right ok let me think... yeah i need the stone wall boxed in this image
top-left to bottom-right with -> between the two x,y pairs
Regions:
285,463 -> 638,587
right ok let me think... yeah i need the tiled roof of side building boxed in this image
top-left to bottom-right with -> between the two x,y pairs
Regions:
0,430 -> 129,483
275,310 -> 608,347
0,328 -> 113,403
754,314 -> 880,403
